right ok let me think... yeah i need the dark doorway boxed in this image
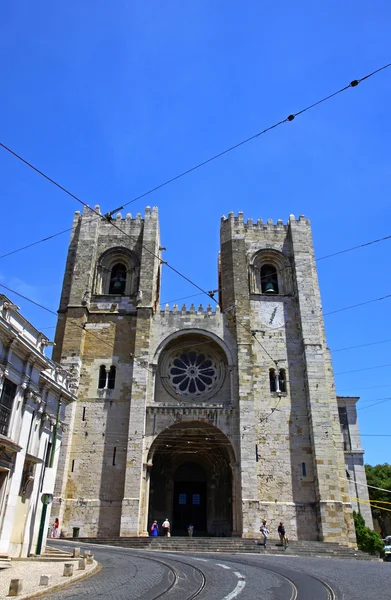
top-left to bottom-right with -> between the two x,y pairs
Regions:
173,462 -> 207,535
173,481 -> 206,535
147,422 -> 234,537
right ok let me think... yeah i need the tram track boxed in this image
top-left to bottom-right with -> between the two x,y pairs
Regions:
51,542 -> 207,600
132,553 -> 207,600
184,552 -> 338,600
50,540 -> 338,599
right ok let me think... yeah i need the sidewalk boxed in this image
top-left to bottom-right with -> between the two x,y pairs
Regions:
0,546 -> 99,600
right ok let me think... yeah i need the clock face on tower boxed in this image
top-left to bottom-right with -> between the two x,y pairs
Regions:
259,301 -> 285,329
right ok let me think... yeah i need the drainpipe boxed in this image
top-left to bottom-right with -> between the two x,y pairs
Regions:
36,397 -> 62,555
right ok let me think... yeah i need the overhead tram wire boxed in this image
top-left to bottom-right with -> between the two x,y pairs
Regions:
89,62 -> 391,211
0,282 -> 259,379
0,282 -> 155,377
1,62 -> 390,262
335,362 -> 391,376
0,216 -> 101,260
0,149 -> 278,364
331,339 -> 391,353
324,294 -> 391,316
357,397 -> 391,411
3,280 -> 391,402
2,276 -> 391,408
338,383 -> 391,392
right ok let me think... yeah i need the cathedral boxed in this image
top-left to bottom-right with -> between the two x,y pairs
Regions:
51,206 -> 371,544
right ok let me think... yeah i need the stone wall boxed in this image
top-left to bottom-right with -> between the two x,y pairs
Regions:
52,208 -> 364,545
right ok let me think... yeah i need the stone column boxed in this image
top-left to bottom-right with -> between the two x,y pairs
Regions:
120,208 -> 161,536
220,212 -> 258,537
289,215 -> 355,544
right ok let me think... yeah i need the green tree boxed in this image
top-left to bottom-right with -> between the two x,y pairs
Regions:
365,463 -> 391,538
353,511 -> 384,556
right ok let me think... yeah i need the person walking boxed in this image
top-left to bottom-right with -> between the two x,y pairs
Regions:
162,518 -> 170,537
260,519 -> 269,547
278,522 -> 288,548
188,524 -> 194,537
51,518 -> 60,538
150,521 -> 159,537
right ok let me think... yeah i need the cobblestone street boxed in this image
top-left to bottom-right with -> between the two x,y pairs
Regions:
37,541 -> 390,600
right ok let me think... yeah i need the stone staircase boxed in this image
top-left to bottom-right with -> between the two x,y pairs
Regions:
13,545 -> 75,562
74,536 -> 379,560
0,554 -> 11,569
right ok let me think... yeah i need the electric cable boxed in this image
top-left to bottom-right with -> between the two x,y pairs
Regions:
357,398 -> 391,411
335,363 -> 391,376
0,61 -> 389,273
0,216 -> 101,260
331,339 -> 391,353
91,61 -> 391,210
324,294 -> 391,316
339,476 -> 391,494
338,383 -> 391,392
2,279 -> 391,423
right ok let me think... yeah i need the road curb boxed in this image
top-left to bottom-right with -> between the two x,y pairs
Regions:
12,560 -> 101,600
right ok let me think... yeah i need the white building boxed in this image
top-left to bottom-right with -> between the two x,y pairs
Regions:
0,294 -> 76,557
337,396 -> 373,527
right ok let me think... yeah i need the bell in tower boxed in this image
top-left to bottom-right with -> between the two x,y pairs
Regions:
261,264 -> 279,294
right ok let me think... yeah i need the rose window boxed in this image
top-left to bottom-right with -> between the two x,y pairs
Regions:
162,347 -> 224,400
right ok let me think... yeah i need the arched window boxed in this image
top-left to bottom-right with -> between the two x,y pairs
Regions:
269,369 -> 276,392
109,264 -> 127,295
250,249 -> 290,295
98,365 -> 116,390
261,264 -> 279,294
95,247 -> 140,296
107,366 -> 116,390
278,369 -> 286,393
269,368 -> 287,393
98,366 -> 107,389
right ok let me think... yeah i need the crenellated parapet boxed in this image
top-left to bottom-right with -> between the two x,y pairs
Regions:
158,302 -> 221,317
220,211 -> 310,232
74,204 -> 158,232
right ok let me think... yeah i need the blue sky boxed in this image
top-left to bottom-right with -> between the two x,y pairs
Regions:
0,1 -> 390,466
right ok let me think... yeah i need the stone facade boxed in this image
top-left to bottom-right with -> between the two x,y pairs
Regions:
51,206 -> 368,545
0,294 -> 75,557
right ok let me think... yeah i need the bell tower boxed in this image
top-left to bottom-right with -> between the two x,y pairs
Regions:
219,212 -> 355,544
52,205 -> 161,536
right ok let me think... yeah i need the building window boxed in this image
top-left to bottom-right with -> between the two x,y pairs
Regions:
260,264 -> 279,294
98,366 -> 107,389
338,407 -> 351,451
107,366 -> 116,390
98,365 -> 116,390
0,379 -> 17,436
338,407 -> 348,428
302,462 -> 307,477
269,369 -> 276,392
178,493 -> 186,505
44,442 -> 52,468
162,345 -> 224,401
192,494 -> 200,505
269,368 -> 287,393
278,369 -> 286,393
95,247 -> 139,296
109,263 -> 127,295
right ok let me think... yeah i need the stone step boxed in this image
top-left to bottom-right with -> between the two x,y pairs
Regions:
73,537 -> 378,561
0,558 -> 11,570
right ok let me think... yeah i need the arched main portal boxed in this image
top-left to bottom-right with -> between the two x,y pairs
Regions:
147,422 -> 235,537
